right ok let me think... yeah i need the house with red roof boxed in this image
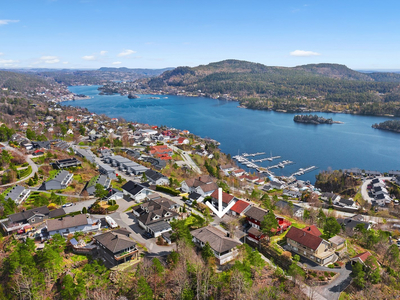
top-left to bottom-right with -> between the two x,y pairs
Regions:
66,116 -> 74,122
286,226 -> 338,266
229,200 -> 251,217
210,189 -> 237,210
350,251 -> 372,265
175,137 -> 189,145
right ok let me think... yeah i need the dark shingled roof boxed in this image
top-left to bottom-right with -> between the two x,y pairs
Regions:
47,214 -> 88,232
191,226 -> 240,253
244,206 -> 269,222
286,226 -> 323,250
94,230 -> 136,254
121,180 -> 145,195
8,206 -> 50,223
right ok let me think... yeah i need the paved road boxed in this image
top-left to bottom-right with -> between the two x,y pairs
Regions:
170,145 -> 202,174
360,176 -> 392,204
63,199 -> 97,214
0,145 -> 38,187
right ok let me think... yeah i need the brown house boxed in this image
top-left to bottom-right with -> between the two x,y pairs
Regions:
286,226 -> 338,266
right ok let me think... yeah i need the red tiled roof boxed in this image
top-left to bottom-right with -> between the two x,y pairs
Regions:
302,225 -> 322,237
352,251 -> 372,263
230,200 -> 250,214
210,189 -> 234,204
286,226 -> 323,250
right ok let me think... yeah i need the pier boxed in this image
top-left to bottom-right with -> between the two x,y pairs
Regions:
242,152 -> 266,157
258,160 -> 295,172
291,166 -> 318,177
251,155 -> 281,163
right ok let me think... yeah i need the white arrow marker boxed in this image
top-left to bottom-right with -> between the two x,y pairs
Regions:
206,188 -> 235,218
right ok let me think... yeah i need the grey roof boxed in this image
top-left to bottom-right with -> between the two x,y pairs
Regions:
47,214 -> 88,232
329,235 -> 346,245
98,163 -> 115,172
121,180 -> 145,195
50,170 -> 72,183
337,218 -> 369,230
339,198 -> 355,206
244,206 -> 269,222
135,200 -> 178,225
4,185 -> 26,202
145,169 -> 166,182
94,230 -> 136,254
147,221 -> 171,232
8,206 -> 50,223
49,208 -> 66,218
191,226 -> 240,253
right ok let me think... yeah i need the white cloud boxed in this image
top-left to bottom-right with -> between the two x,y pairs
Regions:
100,50 -> 107,55
0,20 -> 19,26
290,50 -> 321,57
0,59 -> 19,66
112,61 -> 122,65
117,49 -> 136,57
82,55 -> 96,61
0,52 -> 3,56
40,56 -> 60,64
62,61 -> 69,64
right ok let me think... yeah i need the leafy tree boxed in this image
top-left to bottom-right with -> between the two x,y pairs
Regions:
352,262 -> 366,288
201,242 -> 215,262
317,208 -> 326,227
203,206 -> 212,225
82,206 -> 87,214
79,125 -> 86,135
26,128 -> 36,140
260,210 -> 279,238
170,219 -> 193,246
152,257 -> 164,275
322,217 -> 341,239
94,183 -> 108,199
365,256 -> 381,284
136,276 -> 153,300
141,172 -> 147,182
60,274 -> 85,300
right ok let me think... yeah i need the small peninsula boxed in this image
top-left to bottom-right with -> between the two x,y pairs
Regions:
293,114 -> 342,124
372,120 -> 400,133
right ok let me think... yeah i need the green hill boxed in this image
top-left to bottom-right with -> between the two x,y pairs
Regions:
0,71 -> 51,92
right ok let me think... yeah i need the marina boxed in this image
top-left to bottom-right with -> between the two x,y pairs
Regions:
242,152 -> 266,157
251,155 -> 281,163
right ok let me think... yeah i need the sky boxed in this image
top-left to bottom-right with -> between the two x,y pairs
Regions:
0,0 -> 399,70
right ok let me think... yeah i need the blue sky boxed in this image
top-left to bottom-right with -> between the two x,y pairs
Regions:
0,0 -> 399,69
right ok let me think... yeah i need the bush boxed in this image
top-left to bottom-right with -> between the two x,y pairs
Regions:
108,199 -> 116,205
156,185 -> 180,196
107,204 -> 119,211
330,272 -> 336,277
328,264 -> 335,269
319,276 -> 325,281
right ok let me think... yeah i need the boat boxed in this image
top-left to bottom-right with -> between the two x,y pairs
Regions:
278,162 -> 284,168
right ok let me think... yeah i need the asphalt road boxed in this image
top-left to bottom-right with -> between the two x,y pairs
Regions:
0,145 -> 39,187
170,145 -> 202,174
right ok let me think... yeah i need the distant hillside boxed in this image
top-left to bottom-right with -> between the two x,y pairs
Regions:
33,67 -> 173,85
146,60 -> 400,101
0,71 -> 52,92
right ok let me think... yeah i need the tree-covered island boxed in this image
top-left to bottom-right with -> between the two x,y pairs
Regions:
372,120 -> 400,132
293,114 -> 342,124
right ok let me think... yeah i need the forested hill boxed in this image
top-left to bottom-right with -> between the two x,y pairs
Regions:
145,60 -> 400,106
0,70 -> 52,92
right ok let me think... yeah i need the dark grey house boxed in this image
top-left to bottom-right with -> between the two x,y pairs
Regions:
94,228 -> 139,267
98,162 -> 117,179
3,185 -> 31,204
31,141 -> 51,150
82,175 -> 111,196
144,169 -> 169,185
40,170 -> 73,190
55,158 -> 81,169
1,206 -> 65,234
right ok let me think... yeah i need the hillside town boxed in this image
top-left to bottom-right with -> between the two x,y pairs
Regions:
1,93 -> 400,299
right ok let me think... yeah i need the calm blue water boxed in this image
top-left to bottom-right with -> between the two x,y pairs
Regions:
64,85 -> 400,183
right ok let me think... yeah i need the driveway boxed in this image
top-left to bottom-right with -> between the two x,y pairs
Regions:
299,257 -> 353,300
63,199 -> 97,214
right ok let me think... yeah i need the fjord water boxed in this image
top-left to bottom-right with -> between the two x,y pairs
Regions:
65,85 -> 400,183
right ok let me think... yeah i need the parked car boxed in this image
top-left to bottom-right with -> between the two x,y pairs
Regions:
63,203 -> 73,207
141,231 -> 153,239
185,199 -> 193,206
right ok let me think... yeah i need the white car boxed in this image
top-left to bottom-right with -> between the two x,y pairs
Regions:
63,203 -> 73,207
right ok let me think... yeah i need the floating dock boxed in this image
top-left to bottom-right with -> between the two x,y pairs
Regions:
251,155 -> 281,163
291,166 -> 318,177
242,152 -> 266,157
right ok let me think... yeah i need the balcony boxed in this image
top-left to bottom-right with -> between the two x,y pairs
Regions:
114,248 -> 138,260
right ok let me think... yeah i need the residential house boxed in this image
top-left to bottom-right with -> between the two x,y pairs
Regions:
220,164 -> 235,174
320,192 -> 341,203
46,214 -> 100,236
229,200 -> 251,217
40,170 -> 73,190
181,175 -> 218,196
286,226 -> 338,266
74,147 -> 96,163
232,169 -> 245,177
121,181 -> 152,202
98,163 -> 117,179
244,206 -> 269,229
31,141 -> 51,150
336,217 -> 372,236
282,189 -> 302,199
210,189 -> 237,210
1,206 -> 65,234
175,137 -> 189,145
142,156 -> 167,170
191,225 -> 241,265
350,251 -> 372,265
66,116 -> 74,122
2,185 -> 31,204
94,228 -> 139,266
55,158 -> 81,169
98,147 -> 112,158
144,169 -> 169,186
83,175 -> 111,196
133,200 -> 179,237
